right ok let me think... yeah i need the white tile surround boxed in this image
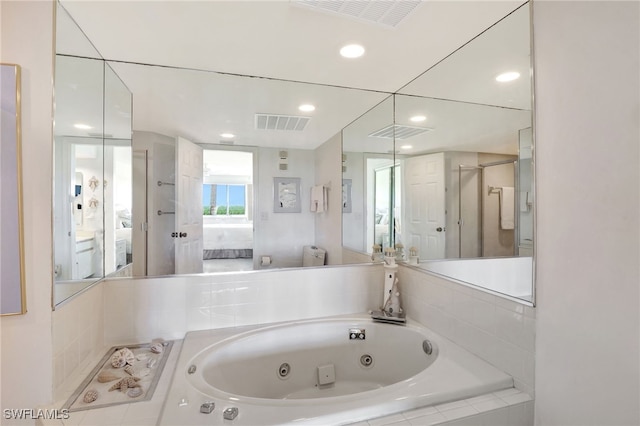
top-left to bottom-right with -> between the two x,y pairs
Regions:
43,338 -> 531,426
52,264 -> 385,399
399,265 -> 535,396
53,281 -> 106,401
351,389 -> 533,426
51,262 -> 535,425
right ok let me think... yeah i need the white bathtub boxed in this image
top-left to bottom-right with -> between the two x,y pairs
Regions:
159,314 -> 513,425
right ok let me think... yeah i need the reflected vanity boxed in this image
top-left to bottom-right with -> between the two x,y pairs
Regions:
53,2 -> 133,305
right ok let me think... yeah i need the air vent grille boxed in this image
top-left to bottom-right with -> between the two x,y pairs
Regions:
369,124 -> 432,140
255,114 -> 310,131
293,0 -> 420,28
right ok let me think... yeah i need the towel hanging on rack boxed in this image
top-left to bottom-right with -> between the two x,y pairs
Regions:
500,187 -> 515,230
310,185 -> 327,213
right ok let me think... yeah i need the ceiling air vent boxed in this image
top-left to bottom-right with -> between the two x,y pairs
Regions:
369,124 -> 432,140
293,0 -> 421,28
255,114 -> 310,131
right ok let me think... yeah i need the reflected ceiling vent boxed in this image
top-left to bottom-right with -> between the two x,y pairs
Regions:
255,114 -> 310,131
293,0 -> 421,28
369,124 -> 432,140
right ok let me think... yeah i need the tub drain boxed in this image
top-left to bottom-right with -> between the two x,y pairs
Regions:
360,354 -> 374,367
277,363 -> 291,379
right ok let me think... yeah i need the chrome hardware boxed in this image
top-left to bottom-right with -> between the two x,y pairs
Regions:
349,328 -> 365,340
187,364 -> 196,374
157,180 -> 175,186
180,232 -> 187,238
436,227 -> 445,232
157,210 -> 175,216
200,402 -> 215,414
423,339 -> 433,355
223,407 -> 239,420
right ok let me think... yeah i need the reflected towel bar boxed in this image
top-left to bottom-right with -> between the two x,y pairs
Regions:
157,180 -> 175,186
157,210 -> 175,216
488,186 -> 502,195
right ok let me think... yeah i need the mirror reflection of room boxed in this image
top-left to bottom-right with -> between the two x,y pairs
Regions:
341,3 -> 534,302
52,0 -> 535,305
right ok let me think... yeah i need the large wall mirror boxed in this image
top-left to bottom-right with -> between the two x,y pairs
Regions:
53,0 -> 534,306
109,61 -> 387,276
53,3 -> 133,305
342,3 -> 534,303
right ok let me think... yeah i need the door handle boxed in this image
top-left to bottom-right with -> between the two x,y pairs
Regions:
179,232 -> 188,238
436,227 -> 445,232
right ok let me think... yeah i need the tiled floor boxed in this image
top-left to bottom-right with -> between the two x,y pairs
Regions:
203,258 -> 253,273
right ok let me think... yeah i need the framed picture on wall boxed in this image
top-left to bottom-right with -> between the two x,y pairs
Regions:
342,179 -> 352,213
273,177 -> 301,213
0,63 -> 26,315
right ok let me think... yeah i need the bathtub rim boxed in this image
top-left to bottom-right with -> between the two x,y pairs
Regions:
185,315 -> 442,404
160,313 -> 515,425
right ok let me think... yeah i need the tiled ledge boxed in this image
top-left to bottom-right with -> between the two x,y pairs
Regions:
40,339 -> 531,426
38,341 -> 182,426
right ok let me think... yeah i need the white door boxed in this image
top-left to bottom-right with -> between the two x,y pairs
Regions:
175,137 -> 203,274
404,153 -> 446,260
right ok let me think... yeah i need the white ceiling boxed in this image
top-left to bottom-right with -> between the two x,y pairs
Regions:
56,0 -> 531,153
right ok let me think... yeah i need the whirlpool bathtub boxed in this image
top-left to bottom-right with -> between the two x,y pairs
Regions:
159,314 -> 513,425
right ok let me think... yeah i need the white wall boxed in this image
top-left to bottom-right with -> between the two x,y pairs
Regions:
533,2 -> 640,425
314,132 -> 343,265
0,0 -> 55,414
254,147 -> 316,268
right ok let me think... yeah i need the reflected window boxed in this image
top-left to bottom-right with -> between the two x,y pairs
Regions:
203,184 -> 247,216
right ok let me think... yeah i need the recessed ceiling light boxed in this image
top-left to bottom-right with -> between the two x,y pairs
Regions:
220,133 -> 235,139
496,71 -> 520,82
299,104 -> 315,112
409,115 -> 426,123
74,123 -> 92,130
340,44 -> 365,59
401,145 -> 413,150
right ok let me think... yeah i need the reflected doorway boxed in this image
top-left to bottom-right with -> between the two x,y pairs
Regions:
202,150 -> 254,273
